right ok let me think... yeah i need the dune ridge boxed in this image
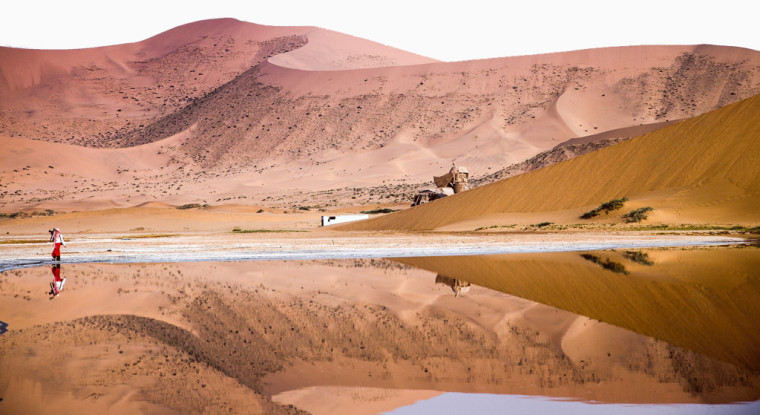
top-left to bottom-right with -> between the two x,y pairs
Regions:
339,93 -> 760,231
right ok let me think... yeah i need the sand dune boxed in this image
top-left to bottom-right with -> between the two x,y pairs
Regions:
3,19 -> 760,213
268,27 -> 437,70
340,93 -> 760,231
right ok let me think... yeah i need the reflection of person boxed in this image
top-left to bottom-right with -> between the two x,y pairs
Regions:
435,274 -> 472,297
49,264 -> 66,297
49,228 -> 66,261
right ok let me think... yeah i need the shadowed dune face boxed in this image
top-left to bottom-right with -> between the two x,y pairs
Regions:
1,252 -> 758,413
341,93 -> 760,231
2,18 -> 760,211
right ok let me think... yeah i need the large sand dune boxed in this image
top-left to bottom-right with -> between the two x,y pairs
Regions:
339,93 -> 760,231
2,19 -> 760,212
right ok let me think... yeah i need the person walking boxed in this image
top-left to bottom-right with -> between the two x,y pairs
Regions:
49,228 -> 66,261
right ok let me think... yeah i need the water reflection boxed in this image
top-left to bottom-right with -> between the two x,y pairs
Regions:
397,246 -> 760,371
580,253 -> 629,274
48,264 -> 67,298
388,392 -> 760,415
435,274 -> 471,297
2,247 -> 758,413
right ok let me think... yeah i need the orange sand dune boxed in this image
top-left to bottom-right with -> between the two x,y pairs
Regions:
340,93 -> 760,231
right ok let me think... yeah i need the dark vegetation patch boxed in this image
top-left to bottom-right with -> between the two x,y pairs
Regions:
177,203 -> 209,210
580,253 -> 629,275
231,228 -> 306,233
624,207 -> 654,223
621,250 -> 654,266
0,209 -> 56,219
360,208 -> 398,214
581,197 -> 628,219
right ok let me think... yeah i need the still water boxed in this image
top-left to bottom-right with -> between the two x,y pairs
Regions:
0,245 -> 758,414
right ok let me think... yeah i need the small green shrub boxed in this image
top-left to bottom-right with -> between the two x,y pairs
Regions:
624,207 -> 654,223
232,228 -> 306,233
580,209 -> 601,219
581,197 -> 628,219
361,208 -> 397,214
599,197 -> 628,212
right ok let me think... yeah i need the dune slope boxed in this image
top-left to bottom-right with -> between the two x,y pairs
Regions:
3,19 -> 760,212
339,93 -> 760,231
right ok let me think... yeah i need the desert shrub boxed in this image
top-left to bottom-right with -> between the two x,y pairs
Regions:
580,209 -> 601,219
599,197 -> 628,212
177,203 -> 202,210
535,222 -> 553,228
0,210 -> 56,219
624,207 -> 654,223
232,228 -> 306,233
361,208 -> 397,214
580,197 -> 628,219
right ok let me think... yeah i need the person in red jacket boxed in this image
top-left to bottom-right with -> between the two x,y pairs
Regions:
49,228 -> 65,261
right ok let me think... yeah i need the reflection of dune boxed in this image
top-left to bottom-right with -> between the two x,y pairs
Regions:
396,247 -> 760,370
340,94 -> 760,231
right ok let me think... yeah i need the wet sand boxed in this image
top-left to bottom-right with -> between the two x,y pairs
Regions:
1,246 -> 759,414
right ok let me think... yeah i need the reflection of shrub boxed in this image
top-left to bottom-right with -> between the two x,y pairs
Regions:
622,250 -> 654,266
624,207 -> 653,223
580,253 -> 629,275
581,197 -> 628,219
